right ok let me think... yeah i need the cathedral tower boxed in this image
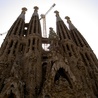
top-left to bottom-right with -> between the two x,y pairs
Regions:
0,5 -> 98,98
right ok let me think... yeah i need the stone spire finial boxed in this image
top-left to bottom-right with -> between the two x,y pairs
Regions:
19,7 -> 27,19
54,10 -> 62,22
33,6 -> 39,16
65,16 -> 76,30
34,6 -> 39,11
54,10 -> 59,17
21,7 -> 27,14
49,27 -> 53,30
65,16 -> 71,23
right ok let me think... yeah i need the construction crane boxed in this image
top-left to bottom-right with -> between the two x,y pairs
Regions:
40,3 -> 56,38
40,3 -> 56,50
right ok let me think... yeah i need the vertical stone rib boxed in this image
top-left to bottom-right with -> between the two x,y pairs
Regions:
54,11 -> 71,40
65,16 -> 90,48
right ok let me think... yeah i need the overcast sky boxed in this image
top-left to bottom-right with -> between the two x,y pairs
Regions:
0,0 -> 98,58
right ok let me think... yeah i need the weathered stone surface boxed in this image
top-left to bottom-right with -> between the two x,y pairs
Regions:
0,6 -> 98,98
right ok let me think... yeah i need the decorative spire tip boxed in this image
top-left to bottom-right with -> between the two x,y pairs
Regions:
54,10 -> 59,16
34,6 -> 39,11
65,16 -> 71,23
49,27 -> 53,30
22,7 -> 27,13
65,16 -> 70,20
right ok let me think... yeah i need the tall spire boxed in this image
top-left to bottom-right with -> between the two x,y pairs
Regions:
54,10 -> 62,22
65,16 -> 90,47
65,16 -> 76,30
19,7 -> 27,19
6,7 -> 27,36
0,7 -> 27,56
33,6 -> 39,16
27,6 -> 41,35
54,10 -> 72,40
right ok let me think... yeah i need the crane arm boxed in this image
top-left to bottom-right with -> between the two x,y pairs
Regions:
45,3 -> 56,16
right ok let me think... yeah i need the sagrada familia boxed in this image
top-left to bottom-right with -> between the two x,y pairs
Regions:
0,6 -> 98,98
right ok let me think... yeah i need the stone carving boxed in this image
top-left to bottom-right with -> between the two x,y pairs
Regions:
50,49 -> 76,82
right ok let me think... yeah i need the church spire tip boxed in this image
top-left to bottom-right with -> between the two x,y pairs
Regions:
34,6 -> 39,11
21,7 -> 27,14
33,6 -> 39,16
54,10 -> 62,22
65,16 -> 71,23
65,16 -> 76,30
19,7 -> 27,19
54,10 -> 59,17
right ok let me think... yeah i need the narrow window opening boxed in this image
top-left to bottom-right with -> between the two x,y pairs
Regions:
8,91 -> 16,98
71,45 -> 74,52
9,40 -> 13,48
32,47 -> 35,50
80,53 -> 88,66
85,53 -> 90,61
62,45 -> 65,52
45,95 -> 50,98
69,52 -> 72,57
42,62 -> 47,82
24,34 -> 26,37
0,83 -> 4,92
19,44 -> 25,53
28,39 -> 30,46
24,84 -> 29,96
24,27 -> 27,30
8,50 -> 10,54
14,41 -> 18,48
37,39 -> 39,49
66,44 -> 70,51
33,38 -> 35,45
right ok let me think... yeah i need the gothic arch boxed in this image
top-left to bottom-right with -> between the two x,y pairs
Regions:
51,61 -> 76,82
54,67 -> 73,88
3,92 -> 16,98
0,78 -> 21,98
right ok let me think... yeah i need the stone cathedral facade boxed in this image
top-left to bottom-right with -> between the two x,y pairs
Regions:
0,6 -> 98,98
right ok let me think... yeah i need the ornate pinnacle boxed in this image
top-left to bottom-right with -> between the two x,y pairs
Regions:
65,16 -> 71,23
54,10 -> 59,17
22,7 -> 27,14
49,27 -> 53,30
65,16 -> 76,30
34,6 -> 39,11
33,6 -> 39,16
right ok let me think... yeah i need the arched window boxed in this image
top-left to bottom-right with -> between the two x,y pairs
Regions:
8,92 -> 16,98
54,68 -> 72,87
54,68 -> 67,81
4,92 -> 16,98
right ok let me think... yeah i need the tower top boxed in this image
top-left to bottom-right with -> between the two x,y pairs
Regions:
54,10 -> 59,16
33,6 -> 39,16
21,7 -> 27,14
19,7 -> 27,19
65,16 -> 71,23
54,10 -> 62,22
34,6 -> 39,10
65,16 -> 76,30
